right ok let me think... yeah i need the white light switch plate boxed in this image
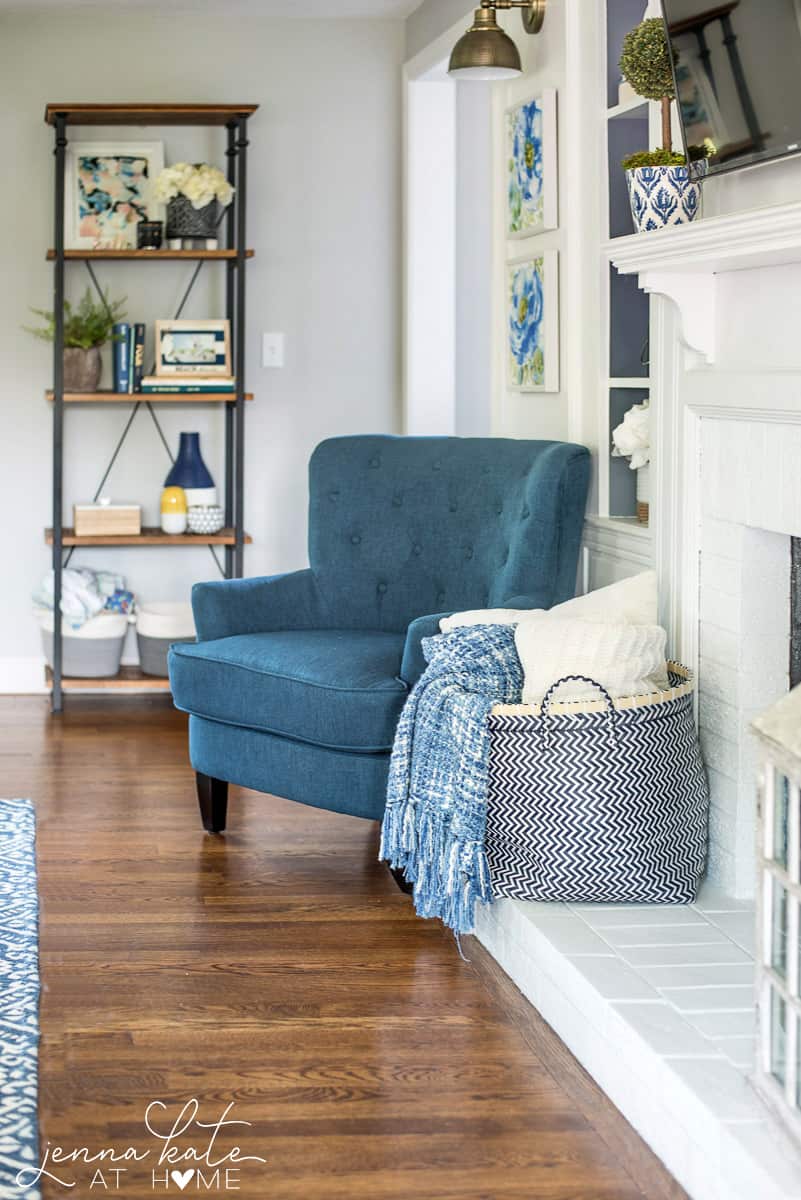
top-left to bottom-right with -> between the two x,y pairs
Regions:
262,332 -> 285,368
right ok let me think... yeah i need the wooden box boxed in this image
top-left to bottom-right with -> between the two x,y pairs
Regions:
73,502 -> 142,537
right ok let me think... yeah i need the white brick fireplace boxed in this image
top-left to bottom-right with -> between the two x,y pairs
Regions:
611,202 -> 801,901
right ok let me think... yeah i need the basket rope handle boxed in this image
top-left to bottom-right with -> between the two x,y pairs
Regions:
540,674 -> 619,750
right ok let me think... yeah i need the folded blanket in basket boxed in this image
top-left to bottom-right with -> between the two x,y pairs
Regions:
380,623 -> 522,935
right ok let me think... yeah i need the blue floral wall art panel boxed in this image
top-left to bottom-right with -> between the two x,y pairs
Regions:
506,90 -> 557,238
507,252 -> 559,393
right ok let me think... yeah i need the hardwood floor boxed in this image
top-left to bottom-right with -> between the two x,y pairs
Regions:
2,697 -> 687,1200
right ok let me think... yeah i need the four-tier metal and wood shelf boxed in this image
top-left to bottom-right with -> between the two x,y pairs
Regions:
46,102 -> 257,711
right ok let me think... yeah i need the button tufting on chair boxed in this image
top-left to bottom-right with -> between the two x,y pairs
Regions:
412,544 -> 422,556
522,505 -> 530,519
392,493 -> 403,508
437,591 -> 446,605
329,491 -> 339,503
464,546 -> 474,560
351,534 -> 361,545
377,582 -> 388,594
369,457 -> 381,468
432,460 -> 442,471
449,502 -> 458,513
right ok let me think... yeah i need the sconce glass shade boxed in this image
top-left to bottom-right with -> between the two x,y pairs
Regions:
448,8 -> 523,80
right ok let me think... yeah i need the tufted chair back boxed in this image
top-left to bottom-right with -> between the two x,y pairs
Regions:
308,435 -> 590,632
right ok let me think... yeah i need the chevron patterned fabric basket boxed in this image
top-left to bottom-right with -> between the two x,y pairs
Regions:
486,664 -> 708,903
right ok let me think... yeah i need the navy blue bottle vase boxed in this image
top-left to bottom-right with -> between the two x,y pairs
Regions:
165,433 -> 216,505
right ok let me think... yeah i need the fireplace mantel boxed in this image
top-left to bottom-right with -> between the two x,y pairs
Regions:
603,199 -> 801,362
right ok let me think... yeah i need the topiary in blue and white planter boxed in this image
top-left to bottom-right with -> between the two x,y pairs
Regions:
626,165 -> 701,233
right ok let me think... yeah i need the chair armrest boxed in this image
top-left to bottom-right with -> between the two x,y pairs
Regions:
400,612 -> 451,687
192,569 -> 324,641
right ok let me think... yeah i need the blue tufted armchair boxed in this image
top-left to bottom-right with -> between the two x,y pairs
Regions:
169,435 -> 590,833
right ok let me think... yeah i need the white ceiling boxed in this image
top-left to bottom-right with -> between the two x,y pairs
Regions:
0,0 -> 423,12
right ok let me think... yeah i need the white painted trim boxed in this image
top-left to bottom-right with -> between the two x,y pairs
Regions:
0,657 -> 47,695
604,199 -> 801,276
640,272 -> 716,363
606,200 -> 801,362
403,8 -> 472,82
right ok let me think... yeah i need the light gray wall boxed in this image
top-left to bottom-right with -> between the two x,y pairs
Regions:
406,0 -> 473,61
0,10 -> 403,674
455,83 -> 492,437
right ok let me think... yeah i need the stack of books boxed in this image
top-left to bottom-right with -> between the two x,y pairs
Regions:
140,376 -> 236,395
112,323 -> 146,393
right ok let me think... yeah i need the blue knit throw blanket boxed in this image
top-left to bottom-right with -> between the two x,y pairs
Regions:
380,623 -> 523,935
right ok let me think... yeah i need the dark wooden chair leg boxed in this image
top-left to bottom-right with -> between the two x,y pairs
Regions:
196,772 -> 228,833
389,865 -> 414,895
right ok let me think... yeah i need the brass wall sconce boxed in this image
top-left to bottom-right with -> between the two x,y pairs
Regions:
449,1 -> 547,80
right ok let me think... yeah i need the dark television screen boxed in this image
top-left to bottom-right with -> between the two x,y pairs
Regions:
660,0 -> 801,177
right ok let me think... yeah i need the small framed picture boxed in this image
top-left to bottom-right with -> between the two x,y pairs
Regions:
507,251 -> 559,393
506,90 -> 557,238
65,141 -> 165,249
155,320 -> 232,377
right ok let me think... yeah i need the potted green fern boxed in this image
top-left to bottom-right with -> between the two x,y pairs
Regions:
619,18 -> 705,233
26,289 -> 126,392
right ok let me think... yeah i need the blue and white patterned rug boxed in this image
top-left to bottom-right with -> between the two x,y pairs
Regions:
0,799 -> 40,1200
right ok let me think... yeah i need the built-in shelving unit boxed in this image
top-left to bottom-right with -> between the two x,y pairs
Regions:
46,101 -> 257,710
600,0 -> 654,530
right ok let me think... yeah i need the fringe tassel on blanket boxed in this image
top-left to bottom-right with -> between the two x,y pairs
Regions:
380,623 -> 522,936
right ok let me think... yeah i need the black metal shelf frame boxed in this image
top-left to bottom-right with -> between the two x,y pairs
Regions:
50,111 -> 252,713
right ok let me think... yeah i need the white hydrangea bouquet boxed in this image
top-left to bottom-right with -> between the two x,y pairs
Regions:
612,399 -> 651,523
154,163 -> 234,210
612,399 -> 650,469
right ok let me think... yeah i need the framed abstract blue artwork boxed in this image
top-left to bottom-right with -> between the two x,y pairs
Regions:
506,90 -> 557,238
507,252 -> 559,393
65,141 -> 164,249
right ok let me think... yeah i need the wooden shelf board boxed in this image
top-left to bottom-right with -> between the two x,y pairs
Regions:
46,248 -> 254,261
46,390 -> 253,404
45,103 -> 258,127
45,527 -> 252,547
46,665 -> 172,692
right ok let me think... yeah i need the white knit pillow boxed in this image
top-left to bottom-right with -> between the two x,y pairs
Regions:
516,615 -> 669,705
440,570 -> 658,632
440,607 -> 530,631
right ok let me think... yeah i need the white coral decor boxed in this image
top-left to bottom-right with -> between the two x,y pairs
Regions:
612,400 -> 650,470
153,163 -> 234,210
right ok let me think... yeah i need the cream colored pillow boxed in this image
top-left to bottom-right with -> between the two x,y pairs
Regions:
516,615 -> 669,704
440,607 -> 529,632
439,570 -> 658,633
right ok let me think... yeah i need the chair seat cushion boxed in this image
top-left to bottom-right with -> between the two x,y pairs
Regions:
169,629 -> 408,753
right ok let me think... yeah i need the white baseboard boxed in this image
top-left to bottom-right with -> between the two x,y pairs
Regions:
0,656 -> 48,695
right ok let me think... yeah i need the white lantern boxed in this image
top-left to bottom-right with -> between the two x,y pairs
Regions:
752,685 -> 801,1139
